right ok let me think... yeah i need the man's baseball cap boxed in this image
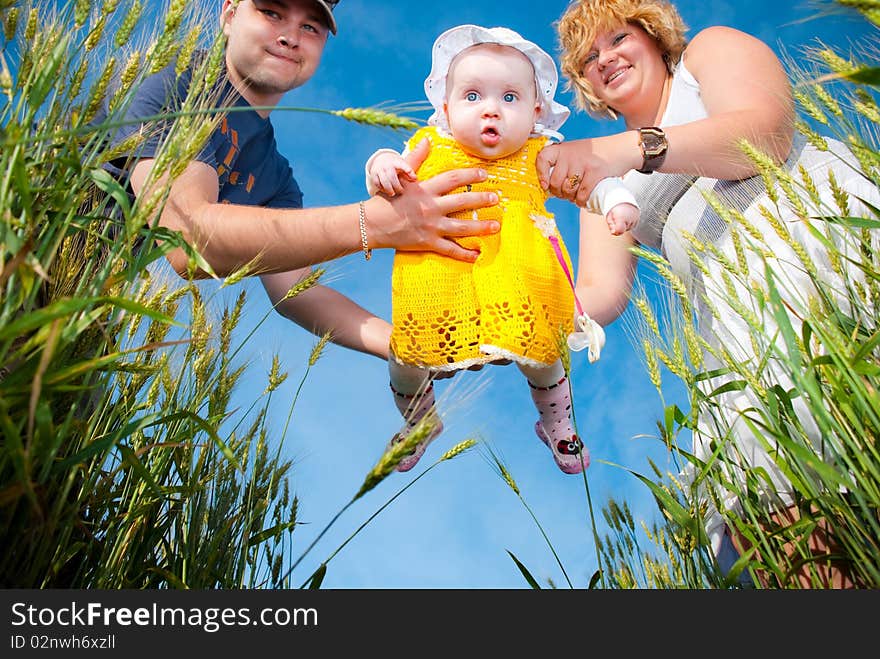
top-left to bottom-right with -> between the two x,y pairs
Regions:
313,0 -> 339,35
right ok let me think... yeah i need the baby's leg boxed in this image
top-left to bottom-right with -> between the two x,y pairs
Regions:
519,361 -> 589,474
387,358 -> 444,472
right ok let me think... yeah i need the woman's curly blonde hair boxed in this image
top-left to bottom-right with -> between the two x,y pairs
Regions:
557,0 -> 688,118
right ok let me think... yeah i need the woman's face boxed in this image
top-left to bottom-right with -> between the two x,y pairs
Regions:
581,22 -> 668,117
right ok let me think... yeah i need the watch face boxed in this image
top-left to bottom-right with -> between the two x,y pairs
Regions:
637,127 -> 667,173
641,130 -> 666,156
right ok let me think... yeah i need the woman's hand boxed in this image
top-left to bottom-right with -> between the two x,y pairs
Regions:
536,131 -> 641,206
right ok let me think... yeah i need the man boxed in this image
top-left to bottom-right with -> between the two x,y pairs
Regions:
105,0 -> 499,360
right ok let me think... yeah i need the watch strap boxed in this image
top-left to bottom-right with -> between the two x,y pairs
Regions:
636,126 -> 668,174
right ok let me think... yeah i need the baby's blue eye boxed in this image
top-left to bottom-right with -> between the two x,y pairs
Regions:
466,92 -> 479,102
503,93 -> 516,102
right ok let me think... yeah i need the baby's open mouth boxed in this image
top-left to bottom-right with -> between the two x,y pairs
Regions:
481,126 -> 500,145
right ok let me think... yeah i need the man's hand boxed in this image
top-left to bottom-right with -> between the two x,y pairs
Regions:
366,138 -> 500,262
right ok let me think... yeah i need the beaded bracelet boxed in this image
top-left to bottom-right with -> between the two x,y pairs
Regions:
358,200 -> 372,261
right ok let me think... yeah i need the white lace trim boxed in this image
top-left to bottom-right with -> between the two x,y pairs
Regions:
480,345 -> 555,369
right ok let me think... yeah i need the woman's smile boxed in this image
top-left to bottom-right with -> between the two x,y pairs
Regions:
603,65 -> 631,85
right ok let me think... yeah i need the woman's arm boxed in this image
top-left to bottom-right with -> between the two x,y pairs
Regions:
575,210 -> 638,327
539,26 -> 795,205
664,26 -> 795,177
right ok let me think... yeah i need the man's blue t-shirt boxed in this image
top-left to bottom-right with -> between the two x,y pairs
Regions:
98,59 -> 303,211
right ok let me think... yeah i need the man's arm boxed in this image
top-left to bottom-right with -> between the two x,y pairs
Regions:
131,139 -> 499,278
260,269 -> 391,360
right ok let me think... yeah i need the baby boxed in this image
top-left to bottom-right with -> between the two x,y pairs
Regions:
366,25 -> 639,474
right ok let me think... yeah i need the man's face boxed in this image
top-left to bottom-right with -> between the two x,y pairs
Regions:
221,0 -> 329,105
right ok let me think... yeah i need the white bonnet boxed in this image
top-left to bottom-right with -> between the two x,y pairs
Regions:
424,24 -> 570,140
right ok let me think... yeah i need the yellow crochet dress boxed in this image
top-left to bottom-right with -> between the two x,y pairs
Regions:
390,125 -> 575,370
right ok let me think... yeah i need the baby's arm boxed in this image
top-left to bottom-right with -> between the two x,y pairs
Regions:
605,202 -> 640,236
365,148 -> 418,196
588,178 -> 640,236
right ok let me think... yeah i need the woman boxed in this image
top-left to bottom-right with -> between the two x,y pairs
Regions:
537,0 -> 878,586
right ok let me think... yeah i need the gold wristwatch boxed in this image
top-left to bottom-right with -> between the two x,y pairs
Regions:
636,126 -> 668,174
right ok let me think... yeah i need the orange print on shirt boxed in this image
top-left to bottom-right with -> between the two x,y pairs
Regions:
223,146 -> 236,167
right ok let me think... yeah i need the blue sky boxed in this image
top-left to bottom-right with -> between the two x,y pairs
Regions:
202,1 -> 873,588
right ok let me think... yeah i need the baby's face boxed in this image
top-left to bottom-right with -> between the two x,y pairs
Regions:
444,44 -> 540,159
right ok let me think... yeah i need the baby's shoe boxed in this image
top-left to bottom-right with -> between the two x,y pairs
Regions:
388,383 -> 444,472
529,377 -> 589,474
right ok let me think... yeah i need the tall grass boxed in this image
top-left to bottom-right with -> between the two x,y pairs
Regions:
594,1 -> 880,588
0,0 -> 313,588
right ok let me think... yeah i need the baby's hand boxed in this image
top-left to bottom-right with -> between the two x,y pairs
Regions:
369,152 -> 418,196
605,202 -> 640,236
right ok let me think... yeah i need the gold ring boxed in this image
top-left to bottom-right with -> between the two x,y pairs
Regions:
566,173 -> 582,188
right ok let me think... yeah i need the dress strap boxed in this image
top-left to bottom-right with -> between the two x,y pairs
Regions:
547,235 -> 606,363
